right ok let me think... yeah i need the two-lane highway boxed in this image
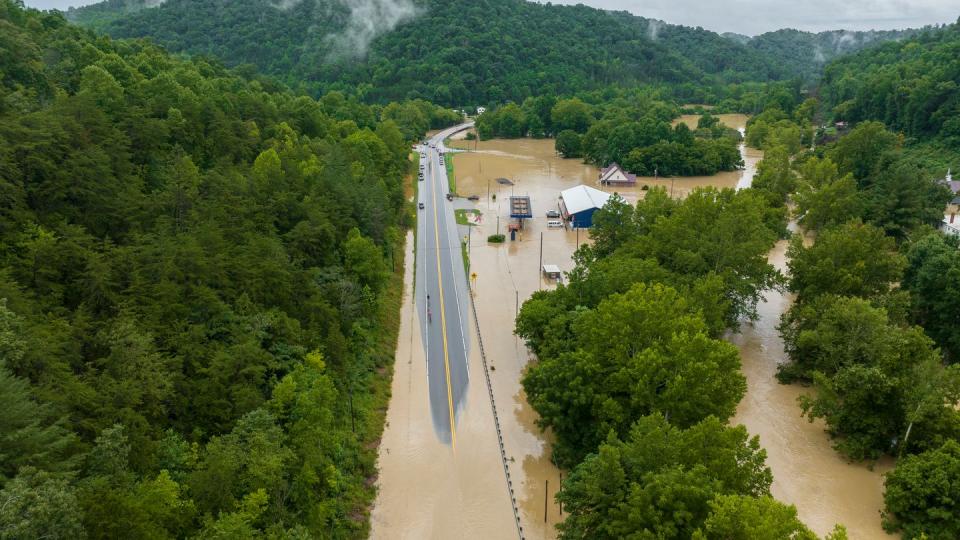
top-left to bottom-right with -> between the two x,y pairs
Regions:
416,122 -> 474,447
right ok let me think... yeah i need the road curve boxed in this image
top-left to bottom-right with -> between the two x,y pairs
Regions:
416,122 -> 474,447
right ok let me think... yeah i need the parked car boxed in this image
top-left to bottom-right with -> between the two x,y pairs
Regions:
418,202 -> 425,209
546,210 -> 560,218
467,195 -> 480,201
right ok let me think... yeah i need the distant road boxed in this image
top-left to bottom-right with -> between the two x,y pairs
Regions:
416,122 -> 474,447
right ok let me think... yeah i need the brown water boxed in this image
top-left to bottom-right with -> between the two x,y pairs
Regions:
730,235 -> 893,540
375,116 -> 886,539
370,231 -> 517,539
447,138 -> 592,539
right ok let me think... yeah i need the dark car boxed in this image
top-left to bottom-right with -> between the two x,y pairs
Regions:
418,202 -> 425,209
546,210 -> 560,218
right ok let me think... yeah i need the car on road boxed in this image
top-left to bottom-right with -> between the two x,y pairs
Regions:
547,220 -> 564,228
545,210 -> 560,218
418,202 -> 425,209
467,195 -> 479,201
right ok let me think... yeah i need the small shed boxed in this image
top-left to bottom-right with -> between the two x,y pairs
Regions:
542,264 -> 562,280
559,185 -> 612,228
599,163 -> 637,186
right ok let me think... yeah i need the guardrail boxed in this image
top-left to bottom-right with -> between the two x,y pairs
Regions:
466,281 -> 525,540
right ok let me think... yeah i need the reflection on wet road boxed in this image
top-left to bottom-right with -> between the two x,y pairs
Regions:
417,123 -> 474,445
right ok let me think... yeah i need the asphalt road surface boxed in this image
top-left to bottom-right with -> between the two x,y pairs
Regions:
416,122 -> 474,447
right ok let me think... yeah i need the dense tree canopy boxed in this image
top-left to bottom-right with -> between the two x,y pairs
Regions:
0,1 -> 450,537
73,0 -> 798,106
883,440 -> 960,540
517,186 -> 780,469
786,221 -> 905,302
822,21 -> 960,156
522,282 -> 746,466
903,232 -> 960,361
557,415 -> 771,540
738,27 -> 921,81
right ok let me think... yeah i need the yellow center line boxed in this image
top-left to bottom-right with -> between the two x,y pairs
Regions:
430,149 -> 457,451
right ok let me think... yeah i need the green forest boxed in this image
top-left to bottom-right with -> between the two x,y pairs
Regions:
735,27 -> 924,81
72,0 -> 798,105
4,0 -> 960,537
0,1 -> 459,537
821,22 -> 960,166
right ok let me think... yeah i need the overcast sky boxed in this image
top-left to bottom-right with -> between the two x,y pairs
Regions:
546,0 -> 958,35
23,0 -> 960,36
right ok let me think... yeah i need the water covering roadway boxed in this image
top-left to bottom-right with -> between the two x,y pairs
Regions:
416,122 -> 474,446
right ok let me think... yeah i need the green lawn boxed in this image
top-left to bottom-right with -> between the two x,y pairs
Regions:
455,209 -> 480,226
445,154 -> 456,193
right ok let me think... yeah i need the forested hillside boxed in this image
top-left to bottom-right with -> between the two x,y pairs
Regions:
0,0 -> 457,536
72,0 -> 792,105
738,27 -> 922,80
821,20 -> 960,158
64,0 -> 160,31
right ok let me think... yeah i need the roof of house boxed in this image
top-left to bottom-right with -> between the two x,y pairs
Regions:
599,162 -> 637,183
560,184 -> 611,215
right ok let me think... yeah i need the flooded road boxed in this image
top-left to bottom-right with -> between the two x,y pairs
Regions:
370,231 -> 517,539
374,115 -> 887,539
730,234 -> 893,539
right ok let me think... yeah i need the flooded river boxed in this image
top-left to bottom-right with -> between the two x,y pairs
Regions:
730,234 -> 892,539
373,115 -> 888,539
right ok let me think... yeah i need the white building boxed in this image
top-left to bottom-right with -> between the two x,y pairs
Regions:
559,185 -> 612,228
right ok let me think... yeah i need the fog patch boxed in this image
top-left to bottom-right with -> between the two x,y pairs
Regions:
271,0 -> 302,9
646,18 -> 663,41
326,0 -> 420,59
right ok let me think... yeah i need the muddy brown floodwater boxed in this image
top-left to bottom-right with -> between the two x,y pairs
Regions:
730,232 -> 894,540
370,230 -> 517,539
374,115 -> 888,539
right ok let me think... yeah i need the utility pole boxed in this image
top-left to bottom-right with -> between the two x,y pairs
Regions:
559,472 -> 563,515
539,232 -> 543,290
544,479 -> 549,523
